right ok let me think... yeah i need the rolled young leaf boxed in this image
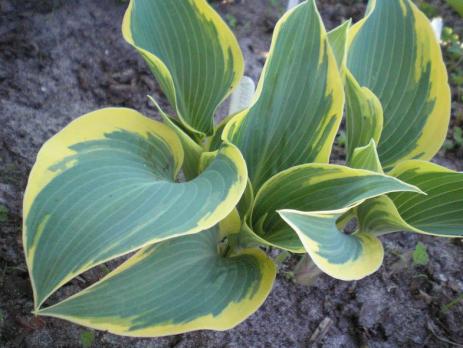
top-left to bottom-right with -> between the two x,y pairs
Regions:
327,19 -> 351,69
279,208 -> 384,280
223,0 -> 344,189
37,226 -> 276,337
23,108 -> 247,309
349,139 -> 384,173
344,71 -> 383,163
122,0 -> 244,136
347,0 -> 451,168
249,164 -> 423,252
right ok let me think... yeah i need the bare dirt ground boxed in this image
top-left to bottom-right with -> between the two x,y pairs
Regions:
0,0 -> 462,347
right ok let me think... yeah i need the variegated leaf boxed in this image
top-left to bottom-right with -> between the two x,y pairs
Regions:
344,71 -> 383,163
279,208 -> 384,280
37,226 -> 276,337
347,0 -> 451,168
358,161 -> 463,237
24,108 -> 247,309
223,0 -> 344,189
349,140 -> 384,173
328,19 -> 351,69
247,164 -> 423,252
123,0 -> 244,136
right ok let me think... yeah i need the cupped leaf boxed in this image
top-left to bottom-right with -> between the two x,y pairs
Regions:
350,142 -> 420,235
250,164 -> 423,252
23,108 -> 247,309
388,161 -> 463,236
357,195 -> 420,235
349,140 -> 417,235
279,208 -> 384,280
37,226 -> 276,337
122,0 -> 244,136
347,0 -> 451,168
343,141 -> 412,235
358,161 -> 463,237
223,0 -> 344,189
345,71 -> 383,163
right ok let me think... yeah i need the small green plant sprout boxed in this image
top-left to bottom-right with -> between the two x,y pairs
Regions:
24,0 -> 463,337
442,292 -> 463,313
412,242 -> 429,266
79,331 -> 95,348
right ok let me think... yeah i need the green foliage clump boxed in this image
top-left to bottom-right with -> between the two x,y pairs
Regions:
22,0 -> 463,338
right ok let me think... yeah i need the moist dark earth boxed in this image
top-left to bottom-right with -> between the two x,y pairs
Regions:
1,0 -> 462,347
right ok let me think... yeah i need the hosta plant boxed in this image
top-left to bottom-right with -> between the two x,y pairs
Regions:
24,0 -> 463,337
